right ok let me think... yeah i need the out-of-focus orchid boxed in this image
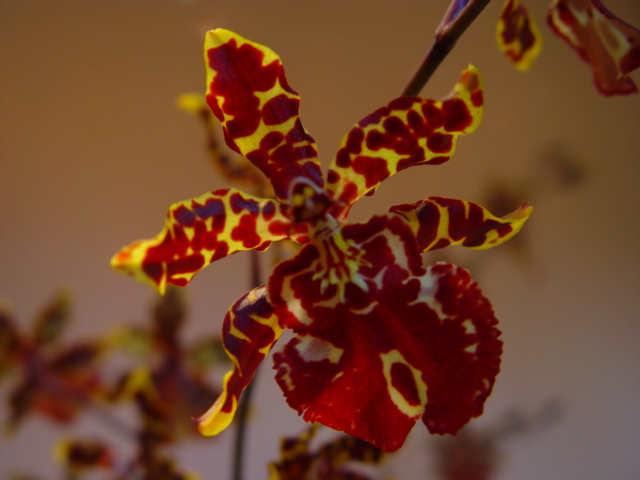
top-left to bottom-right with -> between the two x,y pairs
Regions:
268,424 -> 386,480
435,0 -> 542,72
177,93 -> 272,196
53,439 -> 114,474
52,436 -> 198,480
431,401 -> 563,480
547,0 -> 640,96
493,0 -> 640,95
0,292 -> 103,430
496,0 -> 542,71
109,287 -> 222,441
112,29 -> 531,452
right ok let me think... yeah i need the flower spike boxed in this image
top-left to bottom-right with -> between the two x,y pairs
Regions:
327,66 -> 483,221
204,29 -> 324,201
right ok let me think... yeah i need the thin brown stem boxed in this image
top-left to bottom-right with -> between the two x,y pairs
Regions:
402,0 -> 492,96
231,249 -> 262,480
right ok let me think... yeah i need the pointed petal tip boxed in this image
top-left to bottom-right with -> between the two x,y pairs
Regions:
110,242 -> 166,295
195,384 -> 235,437
505,202 -> 533,220
459,64 -> 483,94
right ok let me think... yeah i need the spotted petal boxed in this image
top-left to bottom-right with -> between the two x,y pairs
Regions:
111,188 -> 307,294
547,0 -> 640,96
390,197 -> 532,252
268,215 -> 502,452
197,286 -> 283,436
327,66 -> 484,221
497,0 -> 542,71
205,29 -> 324,200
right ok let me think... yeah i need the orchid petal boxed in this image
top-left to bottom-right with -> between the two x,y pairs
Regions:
111,188 -> 308,294
390,197 -> 532,252
327,66 -> 484,221
204,29 -> 324,200
197,286 -> 283,436
268,215 -> 501,451
497,0 -> 542,71
547,0 -> 640,96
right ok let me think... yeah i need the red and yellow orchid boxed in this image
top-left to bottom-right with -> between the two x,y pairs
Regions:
547,0 -> 640,96
111,29 -> 531,452
494,0 -> 640,95
0,292 -> 103,430
268,424 -> 385,480
497,0 -> 543,71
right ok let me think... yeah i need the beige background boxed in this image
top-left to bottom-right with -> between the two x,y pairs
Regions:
1,1 -> 639,479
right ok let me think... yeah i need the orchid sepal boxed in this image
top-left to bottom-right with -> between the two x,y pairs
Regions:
204,29 -> 324,201
327,65 -> 484,221
390,197 -> 533,252
111,188 -> 307,294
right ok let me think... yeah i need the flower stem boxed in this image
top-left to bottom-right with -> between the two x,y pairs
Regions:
402,0 -> 492,96
231,249 -> 262,480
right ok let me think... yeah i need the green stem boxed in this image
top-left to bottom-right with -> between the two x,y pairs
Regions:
402,0 -> 492,96
231,249 -> 262,480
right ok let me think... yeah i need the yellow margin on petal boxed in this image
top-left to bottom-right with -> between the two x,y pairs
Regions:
469,203 -> 533,250
380,350 -> 427,419
496,0 -> 542,72
111,239 -> 167,294
204,29 -> 280,100
196,370 -> 237,436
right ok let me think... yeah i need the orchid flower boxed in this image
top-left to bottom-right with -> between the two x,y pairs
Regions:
493,0 -> 640,95
0,292 -> 103,430
109,288 -> 222,441
111,29 -> 531,452
547,0 -> 640,96
268,424 -> 385,480
53,436 -> 198,480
